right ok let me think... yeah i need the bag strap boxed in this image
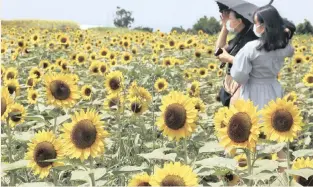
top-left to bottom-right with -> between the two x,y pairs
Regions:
231,85 -> 241,97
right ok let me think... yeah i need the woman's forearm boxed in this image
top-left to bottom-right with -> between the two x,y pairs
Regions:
215,26 -> 229,49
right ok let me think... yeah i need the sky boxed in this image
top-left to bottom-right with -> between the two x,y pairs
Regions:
2,0 -> 313,32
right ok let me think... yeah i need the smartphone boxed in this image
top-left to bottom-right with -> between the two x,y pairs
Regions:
214,48 -> 223,56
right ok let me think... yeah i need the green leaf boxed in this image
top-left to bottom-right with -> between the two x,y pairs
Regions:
17,182 -> 54,187
292,149 -> 313,158
48,115 -> 70,126
94,168 -> 107,180
286,168 -> 313,180
244,172 -> 278,181
24,115 -> 46,122
1,160 -> 29,172
253,160 -> 279,174
138,148 -> 176,162
114,165 -> 148,174
195,157 -> 237,170
262,142 -> 286,154
198,141 -> 224,153
13,131 -> 35,142
70,170 -> 89,181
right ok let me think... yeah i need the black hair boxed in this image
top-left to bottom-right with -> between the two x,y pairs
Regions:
253,5 -> 289,51
231,10 -> 252,28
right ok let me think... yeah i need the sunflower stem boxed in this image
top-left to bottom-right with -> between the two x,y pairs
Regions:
89,157 -> 96,187
6,118 -> 16,186
53,113 -> 58,134
53,169 -> 58,186
183,138 -> 188,164
246,150 -> 253,186
286,142 -> 291,186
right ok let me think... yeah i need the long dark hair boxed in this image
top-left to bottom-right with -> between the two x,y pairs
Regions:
253,5 -> 289,51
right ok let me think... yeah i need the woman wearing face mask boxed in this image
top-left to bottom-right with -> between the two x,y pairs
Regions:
216,7 -> 258,106
218,5 -> 294,110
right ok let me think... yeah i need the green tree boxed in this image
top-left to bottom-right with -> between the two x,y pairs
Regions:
133,26 -> 153,32
296,19 -> 313,35
171,26 -> 186,34
113,6 -> 135,28
192,16 -> 221,35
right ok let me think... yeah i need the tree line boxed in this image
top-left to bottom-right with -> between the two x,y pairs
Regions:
113,6 -> 313,35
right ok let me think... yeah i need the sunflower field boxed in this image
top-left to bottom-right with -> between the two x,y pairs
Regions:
1,24 -> 313,187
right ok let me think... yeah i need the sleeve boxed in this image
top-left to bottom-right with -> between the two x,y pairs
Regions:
284,43 -> 295,57
230,43 -> 253,84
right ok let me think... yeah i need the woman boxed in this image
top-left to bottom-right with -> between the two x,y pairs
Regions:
215,7 -> 258,106
218,5 -> 294,110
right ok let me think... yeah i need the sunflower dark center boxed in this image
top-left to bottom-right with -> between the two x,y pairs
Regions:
208,50 -> 213,54
31,93 -> 37,100
158,82 -> 165,89
307,76 -> 313,83
1,97 -> 7,116
92,67 -> 99,73
200,70 -> 205,75
137,182 -> 151,186
124,55 -> 130,61
43,63 -> 48,69
191,85 -> 197,92
71,119 -> 97,149
6,72 -> 15,79
165,60 -> 171,65
238,158 -> 247,167
18,41 -> 24,47
33,141 -> 56,168
131,102 -> 142,113
164,103 -> 187,130
78,56 -> 85,63
169,41 -> 175,46
100,66 -> 106,73
296,58 -> 302,63
49,80 -> 71,100
62,64 -> 67,70
297,175 -> 313,186
10,109 -> 22,122
101,51 -> 107,56
91,55 -> 96,60
195,103 -> 200,111
33,36 -> 38,40
27,78 -> 34,87
195,52 -> 201,58
271,109 -> 293,132
109,78 -> 120,90
227,112 -> 252,143
84,88 -> 91,96
61,38 -> 67,43
34,71 -> 41,78
161,175 -> 185,186
224,173 -> 234,182
8,85 -> 16,94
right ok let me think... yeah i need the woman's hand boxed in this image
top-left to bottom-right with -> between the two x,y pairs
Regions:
220,11 -> 229,27
217,48 -> 234,63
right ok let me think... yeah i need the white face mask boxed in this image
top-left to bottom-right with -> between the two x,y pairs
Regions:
253,24 -> 263,37
226,20 -> 239,33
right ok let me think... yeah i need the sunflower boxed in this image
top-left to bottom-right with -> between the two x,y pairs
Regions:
89,61 -> 100,75
131,47 -> 138,55
7,103 -> 26,127
122,52 -> 132,64
99,47 -> 109,58
39,60 -> 50,70
26,76 -> 38,88
154,78 -> 168,93
25,130 -> 64,179
60,61 -> 69,72
187,81 -> 200,97
17,39 -> 26,48
219,99 -> 260,151
128,82 -> 152,103
292,157 -> 313,186
129,98 -> 148,116
81,85 -> 92,100
261,98 -> 303,142
105,71 -> 124,94
283,91 -> 297,103
156,91 -> 198,141
29,67 -> 43,79
89,52 -> 97,61
5,79 -> 20,96
207,46 -> 214,56
60,109 -> 109,161
214,107 -> 229,134
208,63 -> 217,71
128,172 -> 151,187
1,88 -> 13,120
162,57 -> 173,67
4,67 -> 18,80
43,73 -> 80,108
59,34 -> 69,44
168,38 -> 176,48
234,154 -> 248,170
198,67 -> 208,78
217,69 -> 224,77
27,89 -> 38,105
222,172 -> 240,186
191,97 -> 206,113
76,53 -> 87,65
150,162 -> 198,186
293,54 -> 305,64
98,63 -> 109,75
305,55 -> 312,63
84,43 -> 92,52
303,73 -> 313,87
194,49 -> 202,58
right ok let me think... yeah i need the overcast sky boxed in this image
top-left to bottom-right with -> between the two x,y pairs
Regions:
2,0 -> 313,32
